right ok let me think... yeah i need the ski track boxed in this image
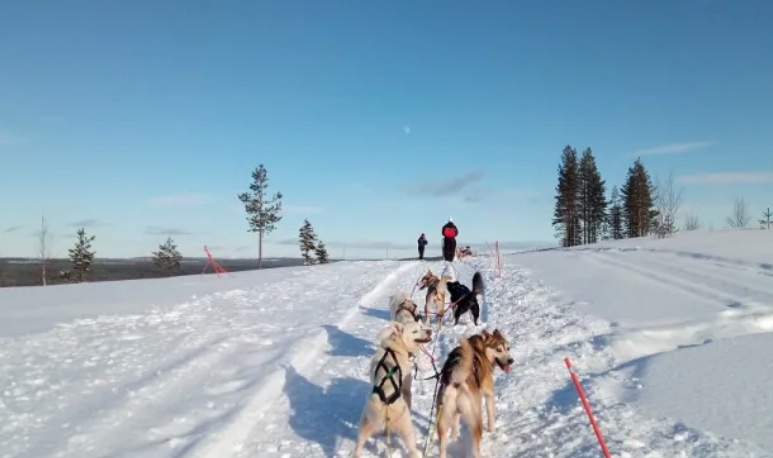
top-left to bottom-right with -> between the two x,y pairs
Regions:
188,260 -> 422,458
498,248 -> 770,457
0,261 -> 419,458
584,249 -> 773,311
4,246 -> 771,457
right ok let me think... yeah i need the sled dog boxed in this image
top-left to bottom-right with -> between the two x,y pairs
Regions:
435,329 -> 514,458
445,271 -> 484,326
417,269 -> 452,329
353,321 -> 433,458
388,292 -> 422,325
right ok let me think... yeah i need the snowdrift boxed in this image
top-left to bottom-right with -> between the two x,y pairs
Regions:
0,228 -> 771,457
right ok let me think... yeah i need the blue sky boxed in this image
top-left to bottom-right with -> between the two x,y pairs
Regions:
1,0 -> 772,259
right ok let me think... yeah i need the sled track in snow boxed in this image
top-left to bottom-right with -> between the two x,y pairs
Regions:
584,250 -> 773,309
186,261 -> 422,458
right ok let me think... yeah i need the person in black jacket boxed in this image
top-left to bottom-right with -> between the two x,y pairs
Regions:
417,233 -> 428,260
441,218 -> 458,262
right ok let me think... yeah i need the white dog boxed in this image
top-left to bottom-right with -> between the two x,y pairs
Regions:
388,292 -> 422,325
353,321 -> 432,458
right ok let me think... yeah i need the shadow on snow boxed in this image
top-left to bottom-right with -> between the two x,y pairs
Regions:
322,324 -> 376,358
284,365 -> 371,457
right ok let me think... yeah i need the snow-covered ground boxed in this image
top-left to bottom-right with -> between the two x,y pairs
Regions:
0,228 -> 771,457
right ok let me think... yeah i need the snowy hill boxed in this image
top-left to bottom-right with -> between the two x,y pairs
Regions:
0,228 -> 771,457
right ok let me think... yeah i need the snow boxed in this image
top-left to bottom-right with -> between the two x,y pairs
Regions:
1,228 -> 772,457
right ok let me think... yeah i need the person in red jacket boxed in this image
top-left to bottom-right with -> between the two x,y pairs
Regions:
441,217 -> 458,262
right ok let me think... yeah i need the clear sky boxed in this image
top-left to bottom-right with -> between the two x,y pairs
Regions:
1,0 -> 772,260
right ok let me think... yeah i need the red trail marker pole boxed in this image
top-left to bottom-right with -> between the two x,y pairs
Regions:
202,245 -> 229,277
564,357 -> 612,458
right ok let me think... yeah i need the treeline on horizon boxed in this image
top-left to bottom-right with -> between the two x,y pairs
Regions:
551,145 -> 771,249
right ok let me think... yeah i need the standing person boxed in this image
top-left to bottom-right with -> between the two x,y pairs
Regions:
441,217 -> 458,262
417,233 -> 428,260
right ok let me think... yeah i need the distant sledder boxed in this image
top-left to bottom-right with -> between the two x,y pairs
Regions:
441,218 -> 458,262
456,246 -> 473,259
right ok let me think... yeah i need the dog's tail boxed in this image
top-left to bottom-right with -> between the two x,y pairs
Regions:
450,337 -> 474,386
472,271 -> 484,296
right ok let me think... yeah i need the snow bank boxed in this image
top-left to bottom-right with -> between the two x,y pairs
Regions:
512,228 -> 773,455
2,228 -> 772,457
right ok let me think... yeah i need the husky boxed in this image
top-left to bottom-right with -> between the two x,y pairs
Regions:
435,329 -> 514,458
388,292 -> 422,325
417,269 -> 453,329
445,271 -> 484,326
353,321 -> 433,458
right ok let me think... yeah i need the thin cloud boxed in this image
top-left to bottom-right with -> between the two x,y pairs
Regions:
282,205 -> 324,215
463,193 -> 485,203
408,170 -> 486,197
3,225 -> 23,233
677,171 -> 773,185
68,218 -> 102,228
234,245 -> 250,252
632,141 -> 713,157
463,187 -> 538,203
149,192 -> 213,207
144,226 -> 191,236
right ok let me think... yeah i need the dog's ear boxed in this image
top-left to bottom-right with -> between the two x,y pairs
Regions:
390,321 -> 404,335
492,329 -> 503,338
481,329 -> 492,340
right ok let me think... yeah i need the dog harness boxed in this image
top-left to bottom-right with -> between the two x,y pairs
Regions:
372,348 -> 403,405
397,300 -> 422,322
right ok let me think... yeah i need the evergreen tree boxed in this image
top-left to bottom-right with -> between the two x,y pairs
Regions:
314,240 -> 330,264
578,148 -> 607,244
552,145 -> 581,247
68,228 -> 96,282
761,207 -> 772,229
152,237 -> 183,276
608,186 -> 624,240
237,164 -> 283,269
620,158 -> 656,238
298,219 -> 318,265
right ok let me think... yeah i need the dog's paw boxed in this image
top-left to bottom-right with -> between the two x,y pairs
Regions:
487,422 -> 496,433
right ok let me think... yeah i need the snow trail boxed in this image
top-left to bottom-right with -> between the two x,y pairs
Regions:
187,260 -> 421,458
2,229 -> 772,457
0,261 -> 419,458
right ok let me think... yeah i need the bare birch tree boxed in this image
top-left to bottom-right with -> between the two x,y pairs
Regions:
726,197 -> 751,228
654,172 -> 683,238
37,215 -> 53,286
684,213 -> 701,231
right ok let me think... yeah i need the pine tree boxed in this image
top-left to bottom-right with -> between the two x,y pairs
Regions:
552,145 -> 581,247
314,240 -> 330,264
578,148 -> 607,244
608,186 -> 624,240
237,164 -> 283,269
68,228 -> 96,282
298,219 -> 318,265
620,158 -> 656,238
152,237 -> 183,276
761,207 -> 772,229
